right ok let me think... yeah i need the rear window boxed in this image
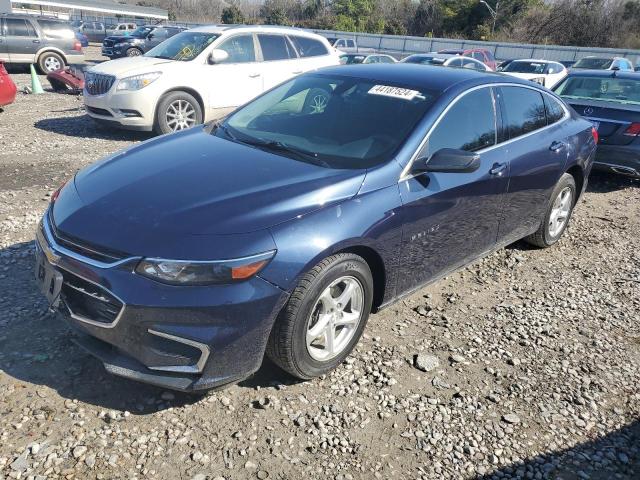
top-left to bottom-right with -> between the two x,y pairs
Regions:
289,36 -> 328,58
258,34 -> 296,61
500,86 -> 547,138
554,76 -> 640,105
503,61 -> 547,74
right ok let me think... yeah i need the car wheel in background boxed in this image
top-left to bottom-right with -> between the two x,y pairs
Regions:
126,47 -> 142,57
525,173 -> 576,248
154,91 -> 203,135
302,88 -> 330,114
38,51 -> 65,74
266,253 -> 374,380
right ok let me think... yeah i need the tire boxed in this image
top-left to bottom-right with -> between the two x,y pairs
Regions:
525,173 -> 576,248
38,51 -> 65,74
302,88 -> 330,115
266,253 -> 374,380
126,47 -> 142,57
153,91 -> 203,135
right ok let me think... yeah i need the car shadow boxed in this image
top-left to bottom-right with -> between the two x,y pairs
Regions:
475,419 -> 639,480
587,170 -> 639,193
0,240 -> 298,414
34,114 -> 153,142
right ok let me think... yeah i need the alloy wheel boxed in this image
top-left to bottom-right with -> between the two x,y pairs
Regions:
306,276 -> 364,362
549,186 -> 573,237
127,48 -> 142,57
44,56 -> 61,72
165,100 -> 196,131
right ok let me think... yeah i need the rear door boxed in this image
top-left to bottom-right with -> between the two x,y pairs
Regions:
496,86 -> 568,244
257,33 -> 301,88
289,35 -> 335,71
4,18 -> 39,63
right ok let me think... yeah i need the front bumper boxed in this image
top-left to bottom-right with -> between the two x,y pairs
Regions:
34,210 -> 288,391
84,82 -> 158,131
594,144 -> 640,177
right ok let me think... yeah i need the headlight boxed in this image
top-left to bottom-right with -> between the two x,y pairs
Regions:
530,77 -> 546,86
116,72 -> 162,91
135,251 -> 276,285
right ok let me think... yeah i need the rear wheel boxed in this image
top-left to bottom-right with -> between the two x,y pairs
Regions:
266,254 -> 373,379
154,91 -> 203,135
38,51 -> 65,73
525,173 -> 576,248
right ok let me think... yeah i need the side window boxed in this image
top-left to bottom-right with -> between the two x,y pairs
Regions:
448,58 -> 462,67
462,58 -> 481,70
5,19 -> 37,37
379,56 -> 394,63
501,86 -> 547,138
289,36 -> 328,58
472,51 -> 484,61
425,87 -> 496,156
258,34 -> 295,61
543,95 -> 566,125
218,35 -> 256,63
335,39 -> 345,47
152,28 -> 168,40
118,25 -> 126,30
347,40 -> 355,48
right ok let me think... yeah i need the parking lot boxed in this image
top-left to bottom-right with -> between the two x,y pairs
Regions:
0,47 -> 639,480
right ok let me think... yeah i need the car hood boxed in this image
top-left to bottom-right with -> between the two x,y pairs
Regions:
88,56 -> 174,76
104,35 -> 142,43
53,126 -> 366,249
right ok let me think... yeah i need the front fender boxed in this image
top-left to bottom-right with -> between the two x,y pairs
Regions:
260,184 -> 404,305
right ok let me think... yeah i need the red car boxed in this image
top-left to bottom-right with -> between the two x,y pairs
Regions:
438,48 -> 497,71
0,62 -> 17,108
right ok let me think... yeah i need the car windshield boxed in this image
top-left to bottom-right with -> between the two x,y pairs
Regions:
554,76 -> 640,105
503,61 -> 547,74
131,26 -> 153,37
573,57 -> 613,69
218,74 -> 437,169
340,55 -> 365,64
145,32 -> 219,61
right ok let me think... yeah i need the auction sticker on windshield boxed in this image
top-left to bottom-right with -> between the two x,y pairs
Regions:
368,85 -> 420,100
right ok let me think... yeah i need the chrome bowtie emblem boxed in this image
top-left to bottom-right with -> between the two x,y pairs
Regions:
584,106 -> 594,116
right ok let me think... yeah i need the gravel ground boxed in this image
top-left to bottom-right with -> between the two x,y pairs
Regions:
0,47 -> 639,480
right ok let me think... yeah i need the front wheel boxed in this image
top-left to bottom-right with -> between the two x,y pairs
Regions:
266,253 -> 374,379
525,173 -> 576,248
154,91 -> 203,135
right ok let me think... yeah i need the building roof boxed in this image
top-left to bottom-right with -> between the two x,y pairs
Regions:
10,0 -> 167,19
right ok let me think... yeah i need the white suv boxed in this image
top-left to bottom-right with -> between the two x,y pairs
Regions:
83,25 -> 340,134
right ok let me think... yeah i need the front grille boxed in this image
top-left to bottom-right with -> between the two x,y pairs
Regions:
103,39 -> 114,48
84,72 -> 115,96
46,215 -> 125,263
86,106 -> 112,117
61,270 -> 123,325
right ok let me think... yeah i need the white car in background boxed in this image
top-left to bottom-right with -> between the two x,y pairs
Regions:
83,25 -> 340,134
499,59 -> 568,88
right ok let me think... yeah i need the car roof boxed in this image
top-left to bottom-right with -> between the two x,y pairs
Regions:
187,24 -> 323,37
563,69 -> 640,79
316,63 -> 529,92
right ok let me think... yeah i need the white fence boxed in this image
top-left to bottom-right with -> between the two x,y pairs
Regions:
312,29 -> 640,64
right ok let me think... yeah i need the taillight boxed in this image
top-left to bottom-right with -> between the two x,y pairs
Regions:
73,40 -> 82,52
623,122 -> 640,136
591,127 -> 599,144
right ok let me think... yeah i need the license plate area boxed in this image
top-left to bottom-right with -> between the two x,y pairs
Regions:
35,247 -> 63,308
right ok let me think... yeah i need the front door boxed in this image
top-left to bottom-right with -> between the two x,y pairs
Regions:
396,86 -> 509,295
206,33 -> 263,112
0,20 -> 8,62
4,18 -> 39,63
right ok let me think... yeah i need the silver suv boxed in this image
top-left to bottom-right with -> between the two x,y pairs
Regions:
0,14 -> 84,72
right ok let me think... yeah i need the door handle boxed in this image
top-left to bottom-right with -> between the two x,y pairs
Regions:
32,39 -> 40,44
248,73 -> 261,78
549,141 -> 565,153
489,162 -> 507,176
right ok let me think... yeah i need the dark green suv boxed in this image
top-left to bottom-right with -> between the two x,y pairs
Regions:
0,14 -> 84,72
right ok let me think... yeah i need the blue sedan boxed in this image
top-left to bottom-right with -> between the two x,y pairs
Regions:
35,65 -> 597,391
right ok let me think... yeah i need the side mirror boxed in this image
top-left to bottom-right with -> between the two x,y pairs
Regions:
208,49 -> 229,65
147,33 -> 154,39
412,148 -> 481,174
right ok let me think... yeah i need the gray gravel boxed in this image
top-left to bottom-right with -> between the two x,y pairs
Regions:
0,46 -> 639,479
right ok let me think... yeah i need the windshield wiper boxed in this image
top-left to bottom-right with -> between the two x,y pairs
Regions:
241,137 -> 330,167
